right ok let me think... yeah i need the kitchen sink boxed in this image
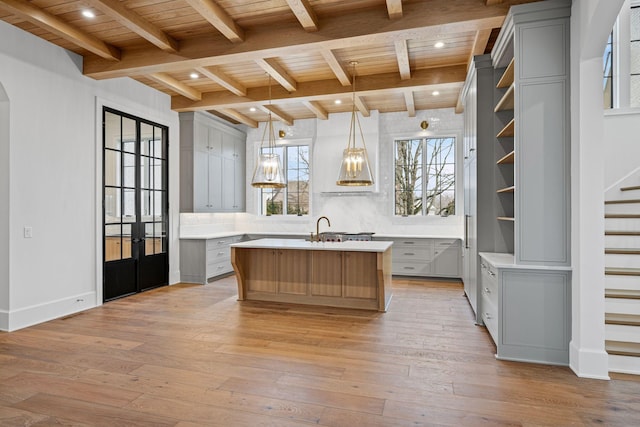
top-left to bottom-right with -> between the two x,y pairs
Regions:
307,232 -> 374,242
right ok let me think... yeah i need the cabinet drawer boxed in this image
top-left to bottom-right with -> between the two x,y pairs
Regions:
206,259 -> 233,277
480,260 -> 498,299
481,293 -> 498,344
394,238 -> 433,248
392,247 -> 433,263
207,246 -> 230,262
206,235 -> 243,250
433,239 -> 460,248
393,261 -> 432,276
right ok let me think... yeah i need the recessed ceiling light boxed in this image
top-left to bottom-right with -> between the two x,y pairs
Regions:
335,99 -> 342,105
434,41 -> 445,49
82,10 -> 95,19
249,107 -> 256,112
190,72 -> 199,79
432,91 -> 440,96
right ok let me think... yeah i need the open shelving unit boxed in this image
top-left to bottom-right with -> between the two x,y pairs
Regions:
495,56 -> 515,236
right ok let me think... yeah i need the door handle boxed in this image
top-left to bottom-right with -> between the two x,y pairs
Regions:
131,238 -> 145,243
464,215 -> 469,249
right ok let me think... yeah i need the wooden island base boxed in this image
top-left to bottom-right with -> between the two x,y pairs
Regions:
231,239 -> 393,311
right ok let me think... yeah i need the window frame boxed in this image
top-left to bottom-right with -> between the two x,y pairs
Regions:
256,139 -> 311,217
393,134 -> 457,217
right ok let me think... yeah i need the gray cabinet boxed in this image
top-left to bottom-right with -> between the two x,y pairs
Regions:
462,0 -> 572,366
180,235 -> 245,284
390,238 -> 461,278
480,253 -> 571,365
180,111 -> 246,213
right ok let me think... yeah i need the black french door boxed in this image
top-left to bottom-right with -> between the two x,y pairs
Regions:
103,107 -> 169,302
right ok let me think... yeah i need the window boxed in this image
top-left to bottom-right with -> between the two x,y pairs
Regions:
604,31 -> 613,108
631,5 -> 640,106
394,137 -> 455,216
261,144 -> 310,215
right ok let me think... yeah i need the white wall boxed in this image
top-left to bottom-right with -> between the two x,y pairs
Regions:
181,108 -> 464,238
0,83 -> 9,317
604,110 -> 640,190
0,20 -> 180,331
570,0 -> 625,379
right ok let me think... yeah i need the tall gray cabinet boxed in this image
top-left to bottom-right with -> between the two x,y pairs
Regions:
179,111 -> 246,213
462,0 -> 572,366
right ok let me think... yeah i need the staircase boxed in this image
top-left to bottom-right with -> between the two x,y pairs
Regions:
605,183 -> 640,374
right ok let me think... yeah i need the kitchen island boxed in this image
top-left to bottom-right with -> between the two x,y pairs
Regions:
231,238 -> 393,311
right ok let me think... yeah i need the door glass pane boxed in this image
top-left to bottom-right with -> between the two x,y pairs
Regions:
123,153 -> 135,188
123,189 -> 136,221
140,156 -> 150,190
141,189 -> 151,219
122,224 -> 132,259
153,158 -> 164,190
141,122 -> 153,156
104,149 -> 120,187
105,224 -> 121,261
105,187 -> 120,223
153,190 -> 163,221
154,127 -> 165,158
122,118 -> 136,153
104,112 -> 121,150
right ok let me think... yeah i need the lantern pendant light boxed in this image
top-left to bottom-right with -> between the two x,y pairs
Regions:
251,75 -> 286,189
337,61 -> 374,186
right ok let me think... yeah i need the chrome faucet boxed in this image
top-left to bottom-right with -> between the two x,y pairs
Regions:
314,216 -> 330,242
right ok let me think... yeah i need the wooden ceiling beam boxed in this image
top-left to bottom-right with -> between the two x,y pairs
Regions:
87,0 -> 178,53
148,72 -> 201,101
395,40 -> 411,80
302,100 -> 328,120
386,0 -> 403,19
195,66 -> 246,96
171,65 -> 466,112
354,96 -> 370,118
285,0 -> 319,32
321,50 -> 352,86
261,105 -> 294,126
256,58 -> 297,92
184,0 -> 244,43
404,90 -> 416,117
215,108 -> 258,128
0,0 -> 120,61
84,0 -> 510,79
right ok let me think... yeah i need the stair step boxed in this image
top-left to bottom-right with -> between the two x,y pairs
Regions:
605,248 -> 640,255
605,214 -> 640,219
606,313 -> 640,326
606,340 -> 640,357
606,289 -> 640,299
605,199 -> 640,205
605,268 -> 640,277
621,186 -> 640,192
605,231 -> 640,236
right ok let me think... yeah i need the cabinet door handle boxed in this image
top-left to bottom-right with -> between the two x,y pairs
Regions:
464,214 -> 470,249
488,270 -> 496,277
485,312 -> 492,320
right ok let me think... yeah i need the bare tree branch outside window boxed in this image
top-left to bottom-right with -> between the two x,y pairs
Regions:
395,137 -> 455,216
261,145 -> 310,216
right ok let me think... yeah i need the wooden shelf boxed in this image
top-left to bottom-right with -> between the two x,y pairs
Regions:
496,58 -> 515,88
497,216 -> 515,222
497,118 -> 515,138
497,151 -> 515,165
497,186 -> 515,194
494,84 -> 514,112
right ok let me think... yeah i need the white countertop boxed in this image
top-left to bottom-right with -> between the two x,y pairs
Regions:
231,238 -> 393,253
181,231 -> 462,240
479,252 -> 572,271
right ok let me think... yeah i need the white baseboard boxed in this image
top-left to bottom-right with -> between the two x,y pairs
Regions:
569,341 -> 611,380
609,354 -> 640,375
0,291 -> 96,332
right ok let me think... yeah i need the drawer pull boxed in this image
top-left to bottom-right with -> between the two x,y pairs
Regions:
485,312 -> 493,320
404,252 -> 415,256
480,262 -> 486,270
403,241 -> 415,244
218,241 -> 226,244
488,270 -> 496,277
484,287 -> 491,294
404,266 -> 415,270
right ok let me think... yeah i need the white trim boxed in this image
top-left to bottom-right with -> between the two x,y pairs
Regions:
569,341 -> 611,379
2,291 -> 96,332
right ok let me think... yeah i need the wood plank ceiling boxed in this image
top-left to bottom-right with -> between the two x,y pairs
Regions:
0,0 -> 539,126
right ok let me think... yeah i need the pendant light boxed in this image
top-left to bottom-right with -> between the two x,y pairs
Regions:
251,75 -> 286,189
337,61 -> 374,186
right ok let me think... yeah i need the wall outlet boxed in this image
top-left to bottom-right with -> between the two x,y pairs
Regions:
23,226 -> 32,238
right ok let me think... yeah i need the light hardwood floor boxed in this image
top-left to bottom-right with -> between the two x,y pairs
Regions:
1,277 -> 639,426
